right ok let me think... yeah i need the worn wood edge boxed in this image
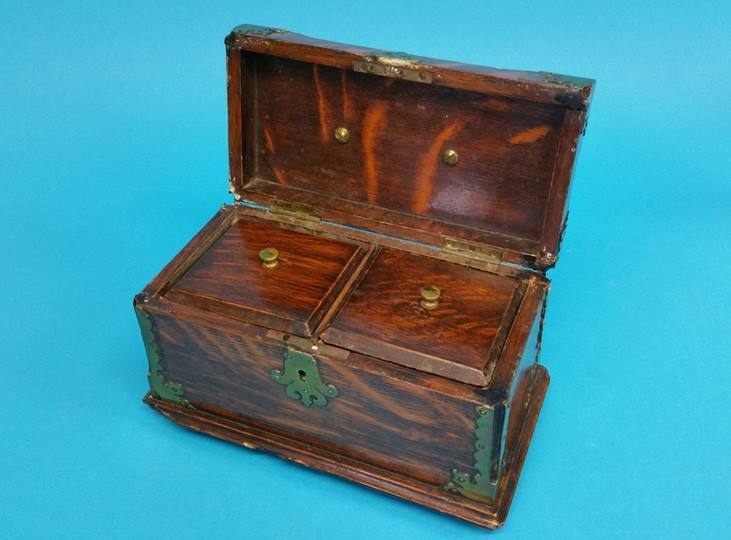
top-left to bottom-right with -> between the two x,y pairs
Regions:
312,245 -> 381,336
141,205 -> 238,300
483,281 -> 528,381
494,364 -> 550,524
538,109 -> 587,267
322,326 -> 489,387
238,182 -> 540,269
226,47 -> 244,197
488,278 -> 548,391
225,25 -> 594,110
306,244 -> 370,336
143,364 -> 548,530
163,288 -> 311,337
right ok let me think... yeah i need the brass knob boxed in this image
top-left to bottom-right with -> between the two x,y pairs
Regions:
442,148 -> 458,166
420,285 -> 441,310
334,126 -> 350,144
259,247 -> 279,269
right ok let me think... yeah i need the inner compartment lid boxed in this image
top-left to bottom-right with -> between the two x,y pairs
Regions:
164,217 -> 366,337
226,25 -> 595,268
322,248 -> 526,386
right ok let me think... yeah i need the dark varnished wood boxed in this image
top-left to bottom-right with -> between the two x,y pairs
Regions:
539,109 -> 587,264
139,279 -> 549,528
323,248 -> 525,386
147,296 -> 516,402
133,24 -> 593,530
252,56 -> 565,244
146,305 -> 481,486
225,26 -> 593,110
142,205 -> 238,299
226,46 -> 244,194
137,205 -> 549,529
165,217 -> 366,336
225,25 -> 594,268
142,363 -> 548,529
491,278 -> 547,392
240,184 -> 539,267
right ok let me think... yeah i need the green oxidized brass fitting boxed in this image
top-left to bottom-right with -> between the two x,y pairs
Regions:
445,405 -> 498,503
271,349 -> 339,408
135,306 -> 190,407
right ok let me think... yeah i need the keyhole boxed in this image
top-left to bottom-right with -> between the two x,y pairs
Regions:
298,369 -> 307,381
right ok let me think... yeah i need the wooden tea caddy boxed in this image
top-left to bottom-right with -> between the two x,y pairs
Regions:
134,24 -> 594,529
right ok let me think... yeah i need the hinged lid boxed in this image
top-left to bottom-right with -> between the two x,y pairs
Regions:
225,25 -> 594,269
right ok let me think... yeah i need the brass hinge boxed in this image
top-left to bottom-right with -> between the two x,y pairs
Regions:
442,237 -> 503,272
353,60 -> 432,84
267,199 -> 322,228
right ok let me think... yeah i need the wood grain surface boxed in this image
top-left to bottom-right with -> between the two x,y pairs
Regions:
226,25 -> 593,109
130,23 -> 591,529
166,218 -> 365,336
252,55 -> 566,243
323,248 -> 525,385
142,363 -> 549,529
149,308 -> 482,486
135,207 -> 549,528
225,25 -> 594,268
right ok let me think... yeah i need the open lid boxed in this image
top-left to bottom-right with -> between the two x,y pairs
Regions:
225,25 -> 594,269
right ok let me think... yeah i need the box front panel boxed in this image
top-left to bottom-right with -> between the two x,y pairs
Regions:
147,309 -> 487,488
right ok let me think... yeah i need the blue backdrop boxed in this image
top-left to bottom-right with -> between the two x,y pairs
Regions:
2,2 -> 729,538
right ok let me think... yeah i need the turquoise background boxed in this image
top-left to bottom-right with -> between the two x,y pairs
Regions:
2,1 -> 729,538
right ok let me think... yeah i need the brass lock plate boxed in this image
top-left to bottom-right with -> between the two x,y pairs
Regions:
271,349 -> 339,408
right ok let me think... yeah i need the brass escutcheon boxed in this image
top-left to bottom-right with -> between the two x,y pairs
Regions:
259,247 -> 279,269
442,149 -> 459,166
334,126 -> 350,144
420,284 -> 441,310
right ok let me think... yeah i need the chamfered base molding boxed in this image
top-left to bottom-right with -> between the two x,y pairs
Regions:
143,365 -> 549,529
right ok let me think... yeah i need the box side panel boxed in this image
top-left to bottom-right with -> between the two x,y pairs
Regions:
506,293 -> 545,420
492,292 -> 548,522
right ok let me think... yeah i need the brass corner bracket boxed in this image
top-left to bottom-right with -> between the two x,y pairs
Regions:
135,307 -> 190,407
445,405 -> 500,503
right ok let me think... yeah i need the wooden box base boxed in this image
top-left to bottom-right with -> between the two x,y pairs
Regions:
143,365 -> 548,529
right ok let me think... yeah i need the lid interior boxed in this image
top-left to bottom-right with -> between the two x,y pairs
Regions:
227,27 -> 593,267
